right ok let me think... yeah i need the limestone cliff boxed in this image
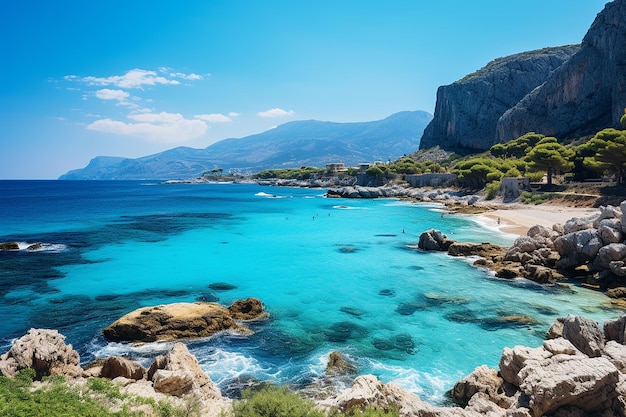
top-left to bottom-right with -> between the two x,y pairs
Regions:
497,0 -> 626,142
419,46 -> 578,153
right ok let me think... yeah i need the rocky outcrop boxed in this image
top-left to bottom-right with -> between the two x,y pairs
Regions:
103,298 -> 267,342
0,328 -> 83,379
418,229 -> 455,251
497,0 -> 626,142
148,342 -> 222,401
100,356 -> 146,380
419,46 -> 578,153
0,241 -> 19,250
326,351 -> 358,377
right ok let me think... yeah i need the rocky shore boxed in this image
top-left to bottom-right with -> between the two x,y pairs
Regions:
1,312 -> 625,416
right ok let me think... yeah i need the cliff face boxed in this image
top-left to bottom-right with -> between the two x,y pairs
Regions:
419,46 -> 579,153
497,0 -> 626,142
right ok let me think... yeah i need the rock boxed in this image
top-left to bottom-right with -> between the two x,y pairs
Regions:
0,241 -> 19,250
541,338 -> 581,356
554,229 -> 602,269
603,341 -> 626,372
100,356 -> 146,380
499,345 -> 551,387
597,218 -> 623,245
546,317 -> 565,339
518,356 -> 619,417
325,374 -> 448,416
593,205 -> 622,228
418,229 -> 455,251
448,242 -> 505,258
592,243 -> 626,271
228,298 -> 268,320
562,315 -> 605,358
452,365 -> 516,409
419,46 -> 578,152
326,351 -> 357,377
26,243 -> 44,251
148,343 -> 222,401
497,1 -> 626,143
0,328 -> 82,379
604,315 -> 626,344
208,282 -> 237,291
103,301 -> 266,342
607,287 -> 626,299
562,218 -> 594,235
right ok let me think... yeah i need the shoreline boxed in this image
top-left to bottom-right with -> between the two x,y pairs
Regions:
469,204 -> 601,237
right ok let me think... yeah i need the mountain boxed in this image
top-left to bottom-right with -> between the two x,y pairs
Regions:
497,0 -> 626,141
59,111 -> 432,180
420,0 -> 626,152
418,46 -> 579,153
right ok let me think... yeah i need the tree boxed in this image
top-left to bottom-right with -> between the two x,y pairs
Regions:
584,128 -> 626,184
621,108 -> 626,130
525,137 -> 574,187
490,132 -> 545,158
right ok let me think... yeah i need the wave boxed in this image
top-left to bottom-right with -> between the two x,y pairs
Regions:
10,242 -> 69,253
255,192 -> 290,199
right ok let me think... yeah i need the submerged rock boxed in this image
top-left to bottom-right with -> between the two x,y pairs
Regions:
208,282 -> 237,291
103,299 -> 267,342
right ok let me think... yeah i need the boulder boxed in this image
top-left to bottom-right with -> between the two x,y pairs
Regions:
499,346 -> 551,387
448,242 -> 505,258
0,328 -> 82,379
546,317 -> 565,340
592,243 -> 626,271
597,218 -> 623,245
554,229 -> 602,268
100,356 -> 146,380
228,298 -> 268,320
103,300 -> 267,342
0,241 -> 19,250
603,341 -> 626,372
562,315 -> 605,358
147,342 -> 222,401
452,365 -> 516,408
518,356 -> 619,417
326,351 -> 357,377
418,229 -> 455,251
604,315 -> 626,344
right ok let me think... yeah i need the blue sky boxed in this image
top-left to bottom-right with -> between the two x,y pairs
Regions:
0,0 -> 609,179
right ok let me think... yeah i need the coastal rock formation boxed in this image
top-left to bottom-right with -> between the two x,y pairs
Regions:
148,342 -> 223,401
418,229 -> 455,251
0,328 -> 83,379
103,298 -> 267,342
419,46 -> 578,152
101,356 -> 146,381
497,0 -> 626,142
326,351 -> 358,377
0,241 -> 19,250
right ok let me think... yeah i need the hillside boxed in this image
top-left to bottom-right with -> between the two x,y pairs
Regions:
59,110 -> 432,180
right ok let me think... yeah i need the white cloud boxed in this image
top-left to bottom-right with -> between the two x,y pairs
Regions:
194,113 -> 233,123
87,111 -> 208,143
257,108 -> 295,118
228,112 -> 240,117
70,69 -> 181,89
171,72 -> 204,81
95,88 -> 130,101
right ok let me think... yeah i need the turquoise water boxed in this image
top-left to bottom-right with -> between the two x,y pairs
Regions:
0,181 -> 619,403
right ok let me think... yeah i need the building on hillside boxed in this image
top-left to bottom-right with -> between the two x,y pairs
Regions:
326,163 -> 348,174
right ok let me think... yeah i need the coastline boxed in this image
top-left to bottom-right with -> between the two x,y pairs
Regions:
471,204 -> 601,237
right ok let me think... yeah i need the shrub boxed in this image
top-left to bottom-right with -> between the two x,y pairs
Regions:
485,181 -> 501,200
231,386 -> 324,417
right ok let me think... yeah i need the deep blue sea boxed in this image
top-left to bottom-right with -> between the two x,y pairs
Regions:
0,180 -> 619,403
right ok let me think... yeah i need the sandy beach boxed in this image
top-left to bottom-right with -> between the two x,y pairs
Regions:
475,204 -> 601,236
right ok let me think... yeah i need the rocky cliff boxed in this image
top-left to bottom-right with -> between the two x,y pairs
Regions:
420,0 -> 626,152
497,0 -> 626,142
419,46 -> 578,153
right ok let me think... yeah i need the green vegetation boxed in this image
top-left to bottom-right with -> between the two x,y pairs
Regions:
255,167 -> 326,180
225,386 -> 399,417
526,137 -> 574,187
581,128 -> 626,184
385,157 -> 444,175
520,191 -> 556,205
0,370 -> 197,417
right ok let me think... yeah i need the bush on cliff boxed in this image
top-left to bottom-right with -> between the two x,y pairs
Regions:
227,386 -> 398,417
0,370 -> 195,417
